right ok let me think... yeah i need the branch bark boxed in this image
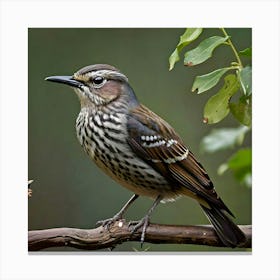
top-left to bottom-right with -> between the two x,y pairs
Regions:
28,221 -> 251,251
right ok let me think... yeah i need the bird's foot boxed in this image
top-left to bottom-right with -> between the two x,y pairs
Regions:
129,215 -> 150,247
96,214 -> 122,230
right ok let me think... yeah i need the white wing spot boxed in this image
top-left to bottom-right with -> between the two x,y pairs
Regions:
142,139 -> 166,148
164,149 -> 189,164
166,139 -> 178,147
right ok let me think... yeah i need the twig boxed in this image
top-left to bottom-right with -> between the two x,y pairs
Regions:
28,221 -> 251,251
221,28 -> 243,68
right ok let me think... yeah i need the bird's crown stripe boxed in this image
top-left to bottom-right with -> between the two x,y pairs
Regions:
91,70 -> 128,81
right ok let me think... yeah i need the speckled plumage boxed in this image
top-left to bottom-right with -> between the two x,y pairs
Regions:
46,64 -> 246,247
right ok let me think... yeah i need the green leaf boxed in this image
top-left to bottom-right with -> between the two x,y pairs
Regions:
169,28 -> 203,71
192,68 -> 230,94
218,148 -> 252,187
229,98 -> 252,127
239,66 -> 252,96
228,148 -> 252,169
239,47 -> 252,57
200,126 -> 250,154
203,74 -> 239,124
228,148 -> 252,187
184,36 -> 228,66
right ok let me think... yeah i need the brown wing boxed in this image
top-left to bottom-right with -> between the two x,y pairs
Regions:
127,104 -> 233,215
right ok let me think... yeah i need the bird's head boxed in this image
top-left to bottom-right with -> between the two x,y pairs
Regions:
45,64 -> 138,108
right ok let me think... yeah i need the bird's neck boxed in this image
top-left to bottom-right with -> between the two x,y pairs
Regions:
124,83 -> 139,110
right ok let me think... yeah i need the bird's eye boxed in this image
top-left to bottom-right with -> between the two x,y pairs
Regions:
93,76 -> 105,85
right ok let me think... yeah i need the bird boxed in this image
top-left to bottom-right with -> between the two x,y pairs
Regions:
45,64 -> 246,248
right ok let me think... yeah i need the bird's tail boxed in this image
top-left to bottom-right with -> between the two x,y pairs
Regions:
200,203 -> 247,248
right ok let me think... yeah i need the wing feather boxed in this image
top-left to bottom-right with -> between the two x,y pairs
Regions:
127,105 -> 233,215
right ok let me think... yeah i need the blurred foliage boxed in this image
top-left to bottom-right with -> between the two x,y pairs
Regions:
200,126 -> 249,154
218,149 -> 252,188
169,28 -> 252,187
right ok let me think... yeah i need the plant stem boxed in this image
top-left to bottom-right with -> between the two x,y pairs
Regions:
221,28 -> 243,68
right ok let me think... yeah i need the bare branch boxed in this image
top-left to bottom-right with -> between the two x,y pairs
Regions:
28,221 -> 251,251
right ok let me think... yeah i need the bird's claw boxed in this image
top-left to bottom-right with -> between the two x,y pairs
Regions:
96,214 -> 122,229
129,216 -> 150,247
128,220 -> 140,229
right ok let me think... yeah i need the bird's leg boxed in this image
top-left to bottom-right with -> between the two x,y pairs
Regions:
129,195 -> 162,246
96,194 -> 139,229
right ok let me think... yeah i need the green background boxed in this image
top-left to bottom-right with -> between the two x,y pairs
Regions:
28,28 -> 251,252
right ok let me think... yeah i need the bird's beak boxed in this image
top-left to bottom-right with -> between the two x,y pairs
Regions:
45,76 -> 84,88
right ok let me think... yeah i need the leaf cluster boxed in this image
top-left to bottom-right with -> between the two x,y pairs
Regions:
169,28 -> 251,126
169,28 -> 252,187
200,126 -> 251,187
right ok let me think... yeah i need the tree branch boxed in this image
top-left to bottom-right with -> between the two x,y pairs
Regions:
28,221 -> 251,251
